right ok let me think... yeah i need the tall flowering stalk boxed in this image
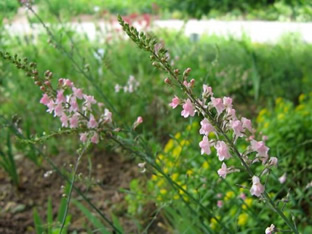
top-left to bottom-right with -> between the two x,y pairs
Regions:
118,16 -> 298,233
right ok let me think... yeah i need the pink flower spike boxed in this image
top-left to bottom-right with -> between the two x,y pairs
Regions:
69,114 -> 79,128
181,99 -> 195,118
72,87 -> 84,99
218,162 -> 228,179
223,97 -> 233,109
242,117 -> 253,132
265,224 -> 275,234
211,97 -> 225,116
56,90 -> 66,104
80,132 -> 88,143
60,114 -> 69,127
199,136 -> 211,155
231,120 -> 244,138
91,132 -> 99,144
199,118 -> 215,135
250,176 -> 265,197
169,96 -> 180,109
40,93 -> 51,105
88,114 -> 98,129
215,141 -> 231,161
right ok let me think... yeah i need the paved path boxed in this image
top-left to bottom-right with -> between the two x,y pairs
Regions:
4,19 -> 312,43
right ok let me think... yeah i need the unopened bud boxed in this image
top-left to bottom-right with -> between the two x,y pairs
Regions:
164,78 -> 171,84
44,70 -> 50,77
183,67 -> 191,77
44,81 -> 51,86
190,78 -> 195,87
40,86 -> 45,91
174,69 -> 179,75
35,81 -> 42,86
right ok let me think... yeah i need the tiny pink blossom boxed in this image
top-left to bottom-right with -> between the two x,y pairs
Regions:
211,97 -> 225,116
215,141 -> 231,161
91,132 -> 99,144
227,108 -> 237,120
265,224 -> 275,234
231,120 -> 244,138
60,114 -> 69,127
80,132 -> 88,143
69,114 -> 79,128
88,114 -> 98,129
202,85 -> 213,97
69,96 -> 79,112
223,97 -> 233,109
218,162 -> 228,178
250,176 -> 265,197
54,103 -> 64,117
169,96 -> 180,109
279,173 -> 286,184
251,140 -> 269,163
64,79 -> 73,87
181,99 -> 195,118
46,100 -> 55,113
103,108 -> 112,123
199,136 -> 211,155
40,93 -> 51,105
217,200 -> 223,208
241,117 -> 253,132
56,90 -> 66,104
239,193 -> 246,200
268,157 -> 278,166
72,87 -> 84,99
133,116 -> 143,129
84,95 -> 97,109
199,118 -> 215,135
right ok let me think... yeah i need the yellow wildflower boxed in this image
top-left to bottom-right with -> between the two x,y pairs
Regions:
238,213 -> 248,226
202,161 -> 209,169
224,191 -> 235,201
164,140 -> 174,153
160,189 -> 167,195
242,198 -> 253,210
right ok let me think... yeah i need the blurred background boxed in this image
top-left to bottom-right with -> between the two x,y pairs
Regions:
0,0 -> 311,233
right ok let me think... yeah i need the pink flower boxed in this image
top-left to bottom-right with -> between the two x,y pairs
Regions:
241,117 -> 253,132
202,85 -> 213,97
217,200 -> 223,208
231,120 -> 244,138
64,79 -> 73,87
72,87 -> 84,99
215,141 -> 231,161
133,116 -> 143,129
88,114 -> 98,129
279,173 -> 286,184
223,97 -> 232,109
84,95 -> 97,109
80,132 -> 88,143
227,108 -> 237,120
69,96 -> 79,112
211,97 -> 225,116
199,136 -> 211,155
250,176 -> 265,197
181,99 -> 195,118
56,90 -> 66,104
46,100 -> 55,113
199,118 -> 215,135
251,140 -> 269,163
91,132 -> 99,144
40,94 -> 51,105
54,103 -> 64,117
60,114 -> 69,127
265,224 -> 275,234
103,108 -> 112,123
69,114 -> 79,128
240,193 -> 246,200
218,163 -> 228,178
268,157 -> 278,166
169,96 -> 180,109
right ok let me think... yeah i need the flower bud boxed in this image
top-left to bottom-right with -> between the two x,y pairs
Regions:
183,67 -> 191,77
35,81 -> 42,86
174,69 -> 179,75
164,78 -> 171,84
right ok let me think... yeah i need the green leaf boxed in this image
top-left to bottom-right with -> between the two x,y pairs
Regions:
33,208 -> 44,234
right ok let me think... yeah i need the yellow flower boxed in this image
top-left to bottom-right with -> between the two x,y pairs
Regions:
164,140 -> 174,153
224,191 -> 235,201
299,94 -> 305,103
172,146 -> 182,157
160,189 -> 167,195
174,132 -> 181,139
157,179 -> 165,187
210,216 -> 220,230
264,122 -> 269,129
173,194 -> 179,200
242,198 -> 253,210
158,154 -> 165,160
238,213 -> 248,226
163,167 -> 169,174
180,139 -> 190,146
186,125 -> 192,131
295,104 -> 305,111
277,113 -> 285,120
171,173 -> 179,181
151,175 -> 158,181
186,169 -> 193,176
179,185 -> 187,195
275,97 -> 283,105
202,161 -> 209,169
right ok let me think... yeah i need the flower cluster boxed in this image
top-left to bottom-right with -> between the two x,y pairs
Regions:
40,76 -> 113,144
169,70 -> 278,198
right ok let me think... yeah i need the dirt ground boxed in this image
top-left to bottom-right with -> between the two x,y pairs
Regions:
0,150 -> 156,233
